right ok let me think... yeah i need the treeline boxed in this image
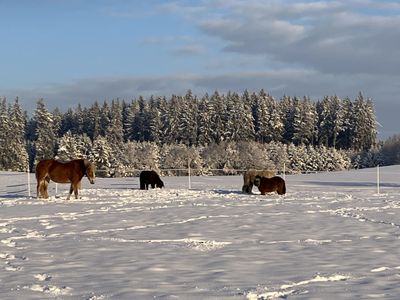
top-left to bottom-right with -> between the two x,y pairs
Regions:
0,90 -> 383,175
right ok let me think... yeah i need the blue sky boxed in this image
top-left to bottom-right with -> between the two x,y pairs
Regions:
1,0 -> 400,138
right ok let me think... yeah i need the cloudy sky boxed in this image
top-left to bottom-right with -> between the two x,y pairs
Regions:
1,0 -> 399,138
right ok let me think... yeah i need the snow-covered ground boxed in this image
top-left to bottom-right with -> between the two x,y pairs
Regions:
1,166 -> 400,299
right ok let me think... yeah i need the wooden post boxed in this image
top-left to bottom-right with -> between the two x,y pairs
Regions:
188,157 -> 191,190
27,161 -> 31,198
377,165 -> 380,194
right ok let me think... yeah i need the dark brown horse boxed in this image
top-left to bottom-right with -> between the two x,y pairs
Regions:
254,175 -> 286,195
36,159 -> 96,200
139,170 -> 164,190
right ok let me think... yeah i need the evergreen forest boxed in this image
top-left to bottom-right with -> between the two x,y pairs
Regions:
0,90 -> 386,177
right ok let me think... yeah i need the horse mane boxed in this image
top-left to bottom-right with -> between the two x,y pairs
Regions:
83,159 -> 90,168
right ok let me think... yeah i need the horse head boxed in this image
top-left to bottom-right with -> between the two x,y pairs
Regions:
156,180 -> 164,189
254,175 -> 261,187
84,160 -> 96,184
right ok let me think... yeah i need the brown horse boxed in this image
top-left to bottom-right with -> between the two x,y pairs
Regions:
254,175 -> 286,195
36,159 -> 96,200
242,169 -> 275,193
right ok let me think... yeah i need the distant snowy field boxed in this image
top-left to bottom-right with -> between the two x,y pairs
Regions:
1,166 -> 400,299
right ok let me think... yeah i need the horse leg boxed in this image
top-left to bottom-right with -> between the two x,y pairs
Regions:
39,179 -> 49,199
44,177 -> 50,198
37,181 -> 43,199
73,182 -> 79,199
67,184 -> 73,200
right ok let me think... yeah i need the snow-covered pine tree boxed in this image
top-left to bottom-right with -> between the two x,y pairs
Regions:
225,92 -> 254,142
331,96 -> 346,149
148,96 -> 163,145
91,136 -> 114,177
336,97 -> 353,149
317,96 -> 345,148
8,98 -> 29,171
137,97 -> 152,142
129,96 -> 151,142
292,96 -> 317,145
59,108 -> 75,137
165,95 -> 180,144
124,99 -> 140,141
105,99 -> 125,171
33,99 -> 58,164
0,98 -> 10,170
158,96 -> 170,145
256,90 -> 283,143
177,90 -> 198,145
317,96 -> 332,147
107,100 -> 124,147
99,101 -> 111,137
73,104 -> 85,135
197,93 -> 214,146
380,134 -> 400,165
56,131 -> 80,161
287,143 -> 307,173
209,91 -> 227,144
280,95 -> 295,144
86,101 -> 102,140
352,93 -> 377,151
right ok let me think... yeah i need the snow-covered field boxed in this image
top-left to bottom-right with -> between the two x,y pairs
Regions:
1,166 -> 400,299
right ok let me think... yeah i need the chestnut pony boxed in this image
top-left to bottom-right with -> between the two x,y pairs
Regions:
36,159 -> 96,200
254,175 -> 286,195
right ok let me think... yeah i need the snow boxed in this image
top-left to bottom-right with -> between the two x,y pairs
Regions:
1,166 -> 400,299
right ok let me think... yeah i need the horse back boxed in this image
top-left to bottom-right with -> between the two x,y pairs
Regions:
48,160 -> 86,183
271,176 -> 286,194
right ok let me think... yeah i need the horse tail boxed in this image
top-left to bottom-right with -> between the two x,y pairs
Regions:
280,179 -> 286,195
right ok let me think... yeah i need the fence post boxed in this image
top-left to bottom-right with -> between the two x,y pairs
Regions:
27,161 -> 31,198
188,158 -> 191,189
377,165 -> 380,194
283,162 -> 286,181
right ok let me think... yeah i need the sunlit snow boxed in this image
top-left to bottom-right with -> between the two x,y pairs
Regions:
1,166 -> 400,299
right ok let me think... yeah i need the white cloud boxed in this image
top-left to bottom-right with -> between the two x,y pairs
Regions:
170,0 -> 400,76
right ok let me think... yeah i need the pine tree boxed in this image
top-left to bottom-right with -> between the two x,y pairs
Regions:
210,91 -> 227,143
0,98 -> 10,170
59,108 -> 75,137
336,97 -> 353,149
124,99 -> 140,141
148,96 -> 164,145
56,131 -> 80,161
86,101 -> 102,140
280,96 -> 295,144
197,93 -> 214,146
34,99 -> 58,164
91,136 -> 114,177
177,90 -> 198,145
99,101 -> 111,137
133,97 -> 151,142
352,93 -> 377,150
292,97 -> 316,145
255,90 -> 283,143
8,98 -> 28,171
